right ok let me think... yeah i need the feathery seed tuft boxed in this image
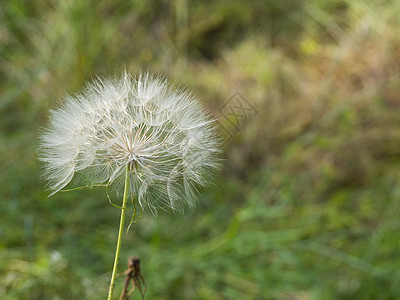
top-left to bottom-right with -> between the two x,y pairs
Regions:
39,73 -> 220,213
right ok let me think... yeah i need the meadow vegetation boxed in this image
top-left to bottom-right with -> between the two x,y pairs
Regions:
1,0 -> 400,299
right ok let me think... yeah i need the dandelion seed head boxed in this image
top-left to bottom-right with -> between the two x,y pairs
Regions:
39,72 -> 220,212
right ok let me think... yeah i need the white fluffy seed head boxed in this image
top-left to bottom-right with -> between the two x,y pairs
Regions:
39,72 -> 221,213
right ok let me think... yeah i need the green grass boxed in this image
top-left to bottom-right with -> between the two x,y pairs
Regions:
2,0 -> 400,299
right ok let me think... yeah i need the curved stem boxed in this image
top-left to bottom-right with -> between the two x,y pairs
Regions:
107,165 -> 130,300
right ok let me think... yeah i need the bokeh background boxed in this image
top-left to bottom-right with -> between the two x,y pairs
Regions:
2,0 -> 400,299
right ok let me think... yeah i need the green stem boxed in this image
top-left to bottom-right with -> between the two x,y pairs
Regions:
107,165 -> 130,300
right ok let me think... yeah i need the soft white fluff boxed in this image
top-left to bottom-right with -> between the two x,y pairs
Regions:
39,72 -> 220,212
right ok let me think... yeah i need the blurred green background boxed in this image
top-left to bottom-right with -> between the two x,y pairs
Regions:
2,0 -> 400,299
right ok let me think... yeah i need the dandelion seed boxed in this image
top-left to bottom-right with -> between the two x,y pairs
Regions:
39,72 -> 220,213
